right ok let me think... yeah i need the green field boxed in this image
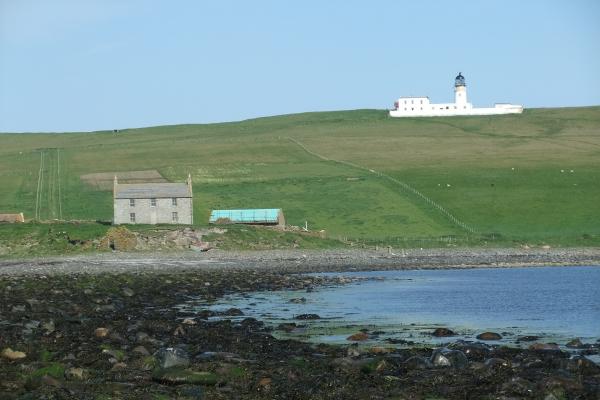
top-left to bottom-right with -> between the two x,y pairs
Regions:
1,107 -> 599,247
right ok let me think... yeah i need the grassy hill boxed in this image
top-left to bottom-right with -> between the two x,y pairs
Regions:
1,106 -> 599,247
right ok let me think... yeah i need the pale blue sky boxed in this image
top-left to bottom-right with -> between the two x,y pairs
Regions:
1,0 -> 599,132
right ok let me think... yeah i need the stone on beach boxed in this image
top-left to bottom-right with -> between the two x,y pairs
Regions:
565,338 -> 584,348
476,332 -> 502,341
432,327 -> 455,337
155,347 -> 190,369
430,348 -> 469,369
1,348 -> 26,361
94,327 -> 109,338
152,368 -> 219,385
295,313 -> 321,320
529,343 -> 560,351
346,332 -> 369,341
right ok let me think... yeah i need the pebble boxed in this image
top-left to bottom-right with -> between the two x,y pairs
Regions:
258,377 -> 272,389
42,320 -> 55,335
152,368 -> 219,385
133,346 -> 150,356
65,367 -> 88,380
94,327 -> 109,338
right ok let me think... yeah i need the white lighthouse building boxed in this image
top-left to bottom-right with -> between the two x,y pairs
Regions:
389,73 -> 523,118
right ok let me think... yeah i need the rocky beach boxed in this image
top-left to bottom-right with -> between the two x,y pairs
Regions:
1,249 -> 599,399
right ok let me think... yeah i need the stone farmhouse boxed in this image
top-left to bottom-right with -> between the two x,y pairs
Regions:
113,175 -> 193,225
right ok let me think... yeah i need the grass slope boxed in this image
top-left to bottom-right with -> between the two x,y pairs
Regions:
1,106 -> 599,247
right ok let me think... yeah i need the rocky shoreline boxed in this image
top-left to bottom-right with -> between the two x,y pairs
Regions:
1,250 -> 599,399
2,247 -> 600,275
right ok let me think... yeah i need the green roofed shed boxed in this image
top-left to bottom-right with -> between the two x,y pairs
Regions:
209,209 -> 285,227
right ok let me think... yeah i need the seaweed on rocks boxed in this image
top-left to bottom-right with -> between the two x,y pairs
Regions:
0,266 -> 598,399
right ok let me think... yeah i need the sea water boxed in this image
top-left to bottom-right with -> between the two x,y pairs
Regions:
195,266 -> 600,345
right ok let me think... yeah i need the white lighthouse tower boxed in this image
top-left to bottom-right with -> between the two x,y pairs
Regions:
389,73 -> 523,117
454,72 -> 468,106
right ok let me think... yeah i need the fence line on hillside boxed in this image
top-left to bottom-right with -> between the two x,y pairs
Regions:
35,151 -> 44,220
57,148 -> 63,219
287,137 -> 477,234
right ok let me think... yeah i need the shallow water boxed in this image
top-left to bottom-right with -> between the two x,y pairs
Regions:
197,266 -> 600,346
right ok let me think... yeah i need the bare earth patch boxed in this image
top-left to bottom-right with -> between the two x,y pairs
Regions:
80,170 -> 168,190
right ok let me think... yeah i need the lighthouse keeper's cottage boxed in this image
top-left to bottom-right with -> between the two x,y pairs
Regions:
389,73 -> 523,118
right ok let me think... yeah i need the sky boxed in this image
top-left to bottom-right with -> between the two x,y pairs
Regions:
1,0 -> 599,132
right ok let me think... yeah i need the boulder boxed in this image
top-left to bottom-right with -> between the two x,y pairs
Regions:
529,343 -> 560,352
449,342 -> 490,361
221,308 -> 244,316
516,335 -> 539,342
430,348 -> 469,369
566,355 -> 600,375
404,356 -> 432,370
347,332 -> 369,341
154,347 -> 190,369
565,338 -> 584,349
432,328 -> 455,337
295,314 -> 320,320
476,332 -> 502,341
501,377 -> 535,396
277,323 -> 297,332
484,357 -> 511,369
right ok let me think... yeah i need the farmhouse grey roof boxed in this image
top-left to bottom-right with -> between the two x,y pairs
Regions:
114,183 -> 191,199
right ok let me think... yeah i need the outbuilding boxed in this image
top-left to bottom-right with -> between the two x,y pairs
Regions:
209,209 -> 285,227
0,213 -> 25,223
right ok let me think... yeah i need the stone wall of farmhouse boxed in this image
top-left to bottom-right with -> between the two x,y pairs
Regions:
114,197 -> 193,225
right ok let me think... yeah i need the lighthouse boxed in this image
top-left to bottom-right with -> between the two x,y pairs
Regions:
389,73 -> 523,118
454,72 -> 467,106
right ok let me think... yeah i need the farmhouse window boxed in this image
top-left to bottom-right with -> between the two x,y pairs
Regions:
151,198 -> 157,207
129,199 -> 135,207
172,212 -> 178,222
130,213 -> 136,223
172,198 -> 177,206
